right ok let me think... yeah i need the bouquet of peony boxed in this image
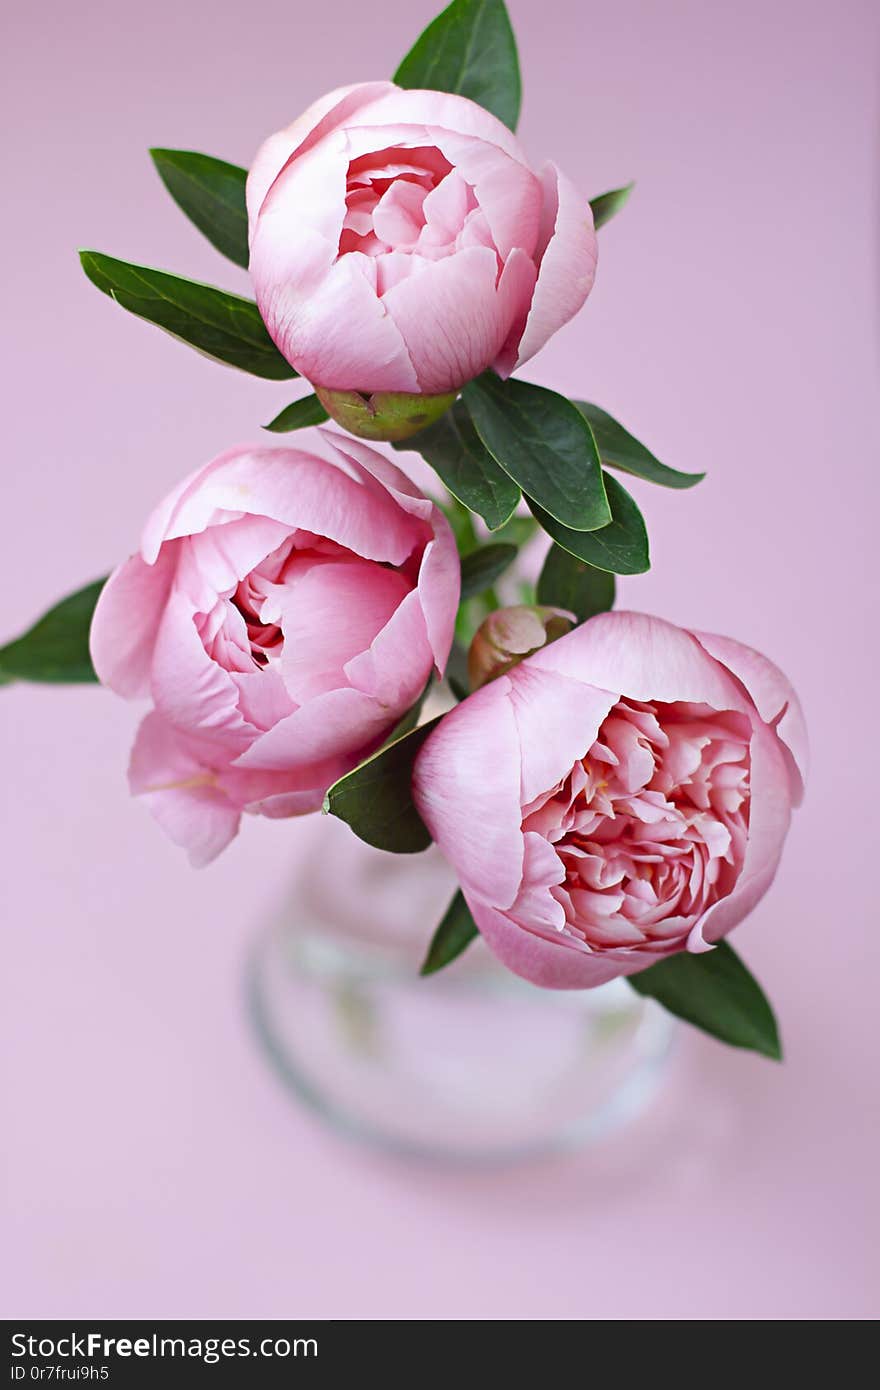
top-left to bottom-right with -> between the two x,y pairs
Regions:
0,0 -> 805,1060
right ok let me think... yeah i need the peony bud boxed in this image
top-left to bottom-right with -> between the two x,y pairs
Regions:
247,86 -> 598,409
315,387 -> 457,443
467,605 -> 575,692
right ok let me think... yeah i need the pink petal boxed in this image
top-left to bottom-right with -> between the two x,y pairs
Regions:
467,897 -> 670,990
412,677 -> 524,910
343,587 -> 433,708
249,133 -> 349,311
284,431 -> 459,673
425,129 -> 542,260
278,558 -> 412,703
140,446 -> 260,564
246,82 -> 397,230
506,661 -> 617,804
221,763 -> 341,818
382,245 -> 536,393
89,545 -> 177,698
150,586 -> 258,757
372,180 -> 428,245
339,88 -> 528,162
531,611 -> 754,714
320,431 -> 434,518
688,719 -> 793,949
418,170 -> 471,246
180,516 -> 292,598
244,788 -> 327,818
513,162 -> 598,369
507,832 -> 567,933
129,712 -> 242,867
253,231 -> 420,390
692,629 -> 808,805
144,443 -> 424,568
232,686 -> 394,773
415,524 -> 460,673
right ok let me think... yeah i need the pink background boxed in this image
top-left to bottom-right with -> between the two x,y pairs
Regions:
2,0 -> 878,1320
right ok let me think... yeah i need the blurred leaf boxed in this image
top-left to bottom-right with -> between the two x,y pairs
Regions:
574,401 -> 704,489
491,513 -> 540,548
264,394 -> 329,432
460,543 -> 517,600
0,579 -> 106,684
589,182 -> 634,230
323,718 -> 439,854
440,496 -> 481,556
397,399 -> 520,531
79,251 -> 295,380
420,889 -> 479,975
394,0 -> 521,131
463,375 -> 611,532
629,941 -> 782,1059
445,641 -> 470,701
529,472 -> 649,575
150,149 -> 249,268
536,544 -> 615,621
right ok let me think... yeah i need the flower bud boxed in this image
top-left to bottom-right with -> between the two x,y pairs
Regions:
248,87 -> 598,407
467,605 -> 575,692
315,388 -> 457,443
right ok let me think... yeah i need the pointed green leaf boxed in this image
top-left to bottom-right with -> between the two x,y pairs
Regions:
79,251 -> 295,380
264,394 -> 329,432
589,182 -> 634,230
463,376 -> 611,532
629,941 -> 782,1060
460,542 -> 517,600
529,472 -> 649,575
323,718 -> 439,854
150,149 -> 249,268
396,399 -> 520,531
574,401 -> 704,489
394,0 -> 521,132
536,544 -> 615,621
0,579 -> 106,684
420,889 -> 479,975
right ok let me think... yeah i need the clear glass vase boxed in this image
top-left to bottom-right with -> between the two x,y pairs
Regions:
248,819 -> 675,1164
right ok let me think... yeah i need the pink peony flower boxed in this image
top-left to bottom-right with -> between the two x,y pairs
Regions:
90,430 -> 458,864
246,83 -> 598,402
412,612 -> 806,989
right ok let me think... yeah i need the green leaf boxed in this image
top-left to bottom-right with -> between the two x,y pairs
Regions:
420,889 -> 479,975
397,399 -> 520,531
460,542 -> 517,600
529,472 -> 649,575
394,0 -> 521,131
264,394 -> 329,433
463,375 -> 611,533
536,544 -> 615,621
445,641 -> 470,701
79,251 -> 295,381
323,718 -> 439,854
574,401 -> 704,490
150,149 -> 249,269
629,941 -> 782,1060
589,182 -> 634,230
0,579 -> 106,684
